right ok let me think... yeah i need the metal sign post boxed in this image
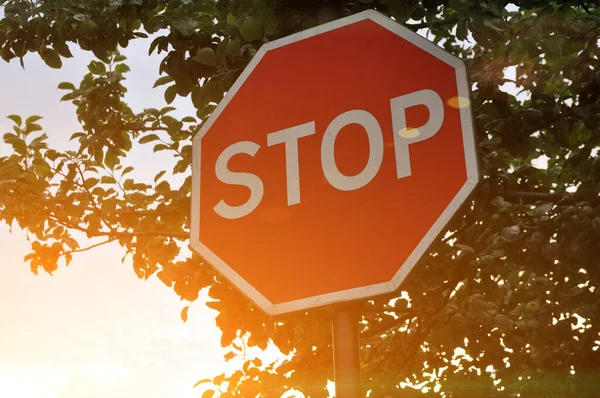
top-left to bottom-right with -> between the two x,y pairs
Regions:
332,306 -> 361,397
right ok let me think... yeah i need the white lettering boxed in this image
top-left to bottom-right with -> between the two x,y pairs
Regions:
267,122 -> 316,205
321,110 -> 384,191
210,89 -> 447,219
390,89 -> 444,178
213,141 -> 264,219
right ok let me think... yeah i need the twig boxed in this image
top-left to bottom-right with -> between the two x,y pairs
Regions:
101,230 -> 189,239
5,191 -> 188,239
114,209 -> 180,216
503,190 -> 568,202
63,237 -> 117,255
406,18 -> 460,30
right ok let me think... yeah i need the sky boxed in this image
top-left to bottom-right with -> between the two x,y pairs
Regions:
0,34 -> 233,398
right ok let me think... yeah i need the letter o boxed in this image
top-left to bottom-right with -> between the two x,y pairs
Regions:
321,110 -> 384,191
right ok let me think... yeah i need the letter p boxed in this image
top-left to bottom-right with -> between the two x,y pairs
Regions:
390,89 -> 444,179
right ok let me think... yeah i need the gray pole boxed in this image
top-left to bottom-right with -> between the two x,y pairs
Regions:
332,306 -> 361,397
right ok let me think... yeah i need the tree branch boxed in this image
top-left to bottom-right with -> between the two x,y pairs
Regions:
75,162 -> 115,233
64,237 -> 117,255
114,209 -> 179,216
98,230 -> 189,239
503,190 -> 568,202
6,190 -> 90,234
406,18 -> 459,30
5,191 -> 188,239
122,123 -> 193,136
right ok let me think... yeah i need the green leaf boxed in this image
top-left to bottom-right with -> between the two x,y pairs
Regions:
193,378 -> 212,388
25,123 -> 42,134
115,64 -> 130,73
88,61 -> 106,75
191,85 -> 206,109
29,133 -> 47,146
154,170 -> 167,183
227,12 -> 237,25
101,176 -> 116,184
483,17 -> 505,32
70,132 -> 85,140
139,134 -> 160,144
216,38 -> 229,64
163,116 -> 183,135
411,5 -> 426,20
153,75 -> 174,88
196,4 -> 219,16
193,47 -> 216,66
153,144 -> 168,152
93,149 -> 104,166
57,82 -> 76,90
501,225 -> 521,241
456,19 -> 468,41
425,7 -> 436,29
149,36 -> 167,55
546,34 -> 565,53
26,116 -> 43,125
226,37 -> 241,57
160,107 -> 176,115
3,133 -> 27,155
455,244 -> 475,253
79,19 -> 99,38
240,16 -> 262,42
7,115 -> 22,126
172,17 -> 197,36
123,179 -> 134,191
53,41 -> 73,58
164,85 -> 177,104
60,92 -> 77,102
224,351 -> 236,361
46,150 -> 59,162
105,150 -> 118,169
63,237 -> 79,251
213,374 -> 225,386
40,48 -> 62,69
201,389 -> 215,398
83,178 -> 99,190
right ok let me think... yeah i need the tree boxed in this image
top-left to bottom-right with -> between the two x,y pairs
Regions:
1,0 -> 599,396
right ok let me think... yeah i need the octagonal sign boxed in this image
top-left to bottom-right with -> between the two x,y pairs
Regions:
191,10 -> 478,315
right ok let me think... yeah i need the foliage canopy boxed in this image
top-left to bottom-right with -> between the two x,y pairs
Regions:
1,0 -> 600,396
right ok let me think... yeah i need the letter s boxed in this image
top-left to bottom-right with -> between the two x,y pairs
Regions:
213,141 -> 264,219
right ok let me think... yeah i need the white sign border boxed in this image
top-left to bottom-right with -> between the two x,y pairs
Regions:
191,9 -> 479,315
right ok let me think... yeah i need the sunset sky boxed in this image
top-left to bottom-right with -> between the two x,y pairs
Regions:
0,34 -> 234,398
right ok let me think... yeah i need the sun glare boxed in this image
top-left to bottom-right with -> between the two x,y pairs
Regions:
0,366 -> 65,398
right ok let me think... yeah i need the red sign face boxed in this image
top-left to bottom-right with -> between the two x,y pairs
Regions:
191,10 -> 478,315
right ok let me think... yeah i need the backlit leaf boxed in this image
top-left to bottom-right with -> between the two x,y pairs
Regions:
194,47 -> 216,66
240,16 -> 262,42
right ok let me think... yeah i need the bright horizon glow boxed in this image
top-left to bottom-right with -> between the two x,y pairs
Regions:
0,225 -> 230,398
0,33 -> 236,397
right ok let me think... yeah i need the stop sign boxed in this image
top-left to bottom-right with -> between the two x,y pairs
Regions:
190,10 -> 478,315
